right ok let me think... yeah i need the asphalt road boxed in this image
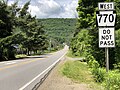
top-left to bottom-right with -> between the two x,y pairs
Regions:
0,46 -> 68,90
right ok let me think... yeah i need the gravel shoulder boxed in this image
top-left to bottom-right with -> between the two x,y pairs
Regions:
37,57 -> 92,90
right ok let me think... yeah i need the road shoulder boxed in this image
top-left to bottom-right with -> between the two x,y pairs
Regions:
38,56 -> 92,90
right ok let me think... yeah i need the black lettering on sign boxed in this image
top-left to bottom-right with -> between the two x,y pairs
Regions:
107,4 -> 109,9
109,14 -> 114,22
100,41 -> 103,45
110,4 -> 112,9
98,14 -> 102,23
98,14 -> 114,23
103,29 -> 110,34
100,4 -> 104,9
104,41 -> 107,45
99,4 -> 113,10
104,14 -> 108,22
111,41 -> 114,45
108,41 -> 110,45
101,35 -> 112,40
100,41 -> 114,46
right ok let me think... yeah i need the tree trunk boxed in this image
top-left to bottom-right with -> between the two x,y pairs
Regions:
27,48 -> 30,56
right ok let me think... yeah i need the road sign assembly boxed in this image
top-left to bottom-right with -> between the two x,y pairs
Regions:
96,2 -> 116,48
96,2 -> 116,72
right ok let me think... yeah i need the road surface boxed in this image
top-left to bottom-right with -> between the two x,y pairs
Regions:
0,46 -> 68,90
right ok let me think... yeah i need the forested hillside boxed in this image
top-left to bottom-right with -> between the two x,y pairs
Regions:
38,18 -> 77,46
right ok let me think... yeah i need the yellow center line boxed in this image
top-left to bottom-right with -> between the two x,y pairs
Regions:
0,58 -> 43,71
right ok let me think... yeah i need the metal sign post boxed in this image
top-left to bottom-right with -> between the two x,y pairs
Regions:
106,48 -> 109,72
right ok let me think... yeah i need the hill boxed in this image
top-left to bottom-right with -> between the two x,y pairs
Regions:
38,18 -> 77,47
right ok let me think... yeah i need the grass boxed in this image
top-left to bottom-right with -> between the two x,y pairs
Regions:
15,54 -> 27,59
60,60 -> 104,90
61,60 -> 92,83
66,50 -> 82,58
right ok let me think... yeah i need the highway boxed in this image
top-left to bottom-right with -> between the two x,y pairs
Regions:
0,46 -> 68,90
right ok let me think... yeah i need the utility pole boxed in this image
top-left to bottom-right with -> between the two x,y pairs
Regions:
49,38 -> 51,52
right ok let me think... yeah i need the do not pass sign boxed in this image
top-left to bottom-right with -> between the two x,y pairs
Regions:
99,27 -> 115,48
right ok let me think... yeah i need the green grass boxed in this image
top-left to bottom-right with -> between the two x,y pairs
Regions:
66,50 -> 81,58
61,60 -> 92,83
15,54 -> 27,59
60,60 -> 104,90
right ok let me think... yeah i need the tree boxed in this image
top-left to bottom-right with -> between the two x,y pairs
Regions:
16,1 -> 48,55
0,0 -> 47,59
71,0 -> 106,66
0,0 -> 13,38
0,0 -> 14,60
71,29 -> 92,56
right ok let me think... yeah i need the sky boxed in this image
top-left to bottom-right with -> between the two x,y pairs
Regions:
8,0 -> 78,18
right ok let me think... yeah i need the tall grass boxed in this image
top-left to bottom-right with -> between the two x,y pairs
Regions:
61,61 -> 92,83
60,60 -> 104,90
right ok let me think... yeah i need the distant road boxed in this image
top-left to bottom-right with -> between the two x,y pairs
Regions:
0,45 -> 68,90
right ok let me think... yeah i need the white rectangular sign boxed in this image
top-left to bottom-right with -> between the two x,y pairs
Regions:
99,27 -> 115,48
98,2 -> 114,10
96,11 -> 116,27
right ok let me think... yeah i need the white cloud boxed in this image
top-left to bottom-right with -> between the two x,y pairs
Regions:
60,0 -> 78,18
8,0 -> 78,18
29,0 -> 62,18
7,0 -> 14,6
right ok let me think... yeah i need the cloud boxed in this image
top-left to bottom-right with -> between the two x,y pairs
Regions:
7,0 -> 14,6
29,0 -> 62,18
8,0 -> 78,18
38,0 -> 61,14
60,0 -> 78,18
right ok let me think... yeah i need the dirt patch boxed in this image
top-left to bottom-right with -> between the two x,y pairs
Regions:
38,57 -> 93,90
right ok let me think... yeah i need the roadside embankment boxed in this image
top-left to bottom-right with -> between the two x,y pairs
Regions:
38,56 -> 104,90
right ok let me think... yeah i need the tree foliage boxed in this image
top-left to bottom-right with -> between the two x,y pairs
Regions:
71,0 -> 120,69
71,29 -> 91,56
0,0 -> 47,60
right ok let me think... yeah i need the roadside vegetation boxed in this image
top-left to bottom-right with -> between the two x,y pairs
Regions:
66,50 -> 81,58
15,54 -> 27,59
61,60 -> 93,83
68,0 -> 120,90
61,60 -> 104,90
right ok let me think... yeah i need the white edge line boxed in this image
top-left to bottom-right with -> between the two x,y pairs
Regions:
19,51 -> 67,90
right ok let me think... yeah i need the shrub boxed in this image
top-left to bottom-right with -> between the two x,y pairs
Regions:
103,70 -> 120,90
86,54 -> 105,83
92,68 -> 106,83
114,63 -> 120,71
86,54 -> 99,68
